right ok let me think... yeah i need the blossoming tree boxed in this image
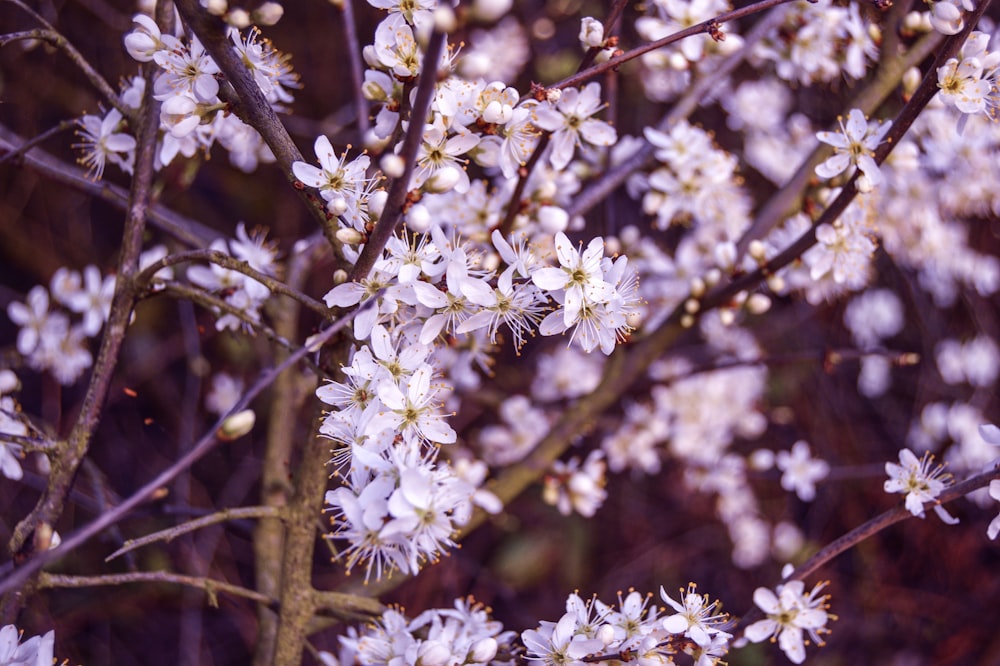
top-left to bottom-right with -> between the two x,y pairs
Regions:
1,0 -> 999,663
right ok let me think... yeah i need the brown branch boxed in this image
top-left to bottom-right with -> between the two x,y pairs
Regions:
348,30 -> 447,282
2,28 -> 164,621
40,571 -> 277,609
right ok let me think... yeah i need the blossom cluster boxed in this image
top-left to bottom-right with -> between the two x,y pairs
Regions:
322,598 -> 518,666
75,12 -> 297,178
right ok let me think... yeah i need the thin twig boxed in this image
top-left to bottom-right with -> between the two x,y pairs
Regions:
0,3 -> 132,121
0,123 -> 217,247
135,249 -> 329,318
0,296 -> 379,598
339,0 -> 370,137
732,463 -> 1000,633
567,3 -> 790,219
105,506 -> 284,562
4,23 -> 163,574
0,119 -> 76,166
39,571 -> 277,608
551,0 -> 798,91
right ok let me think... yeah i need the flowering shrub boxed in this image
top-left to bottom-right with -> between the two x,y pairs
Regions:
1,0 -> 999,664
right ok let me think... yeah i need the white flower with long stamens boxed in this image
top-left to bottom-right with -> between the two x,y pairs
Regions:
744,580 -> 832,665
533,82 -> 617,170
884,448 -> 955,520
371,364 -> 456,445
532,232 -> 614,328
660,583 -> 731,648
815,109 -> 891,188
74,108 -> 136,179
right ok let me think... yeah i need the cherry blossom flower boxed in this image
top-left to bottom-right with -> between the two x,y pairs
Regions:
74,108 -> 136,179
776,441 -> 830,502
533,82 -> 617,170
660,584 -> 731,648
815,109 -> 891,188
743,580 -> 832,664
884,448 -> 955,520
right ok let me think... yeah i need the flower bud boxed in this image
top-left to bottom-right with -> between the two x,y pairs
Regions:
336,227 -> 365,245
433,6 -> 457,33
0,368 -> 18,394
226,8 -> 251,28
746,293 -> 772,314
327,196 -> 349,217
902,10 -> 924,32
902,66 -> 921,97
471,0 -> 513,22
407,203 -> 432,232
204,0 -> 227,15
469,638 -> 498,664
537,205 -> 569,233
218,409 -> 256,441
856,173 -> 874,194
482,100 -> 513,124
748,240 -> 767,263
381,153 -> 405,178
579,17 -> 605,48
368,190 -> 388,220
254,2 -> 284,26
425,165 -> 462,193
